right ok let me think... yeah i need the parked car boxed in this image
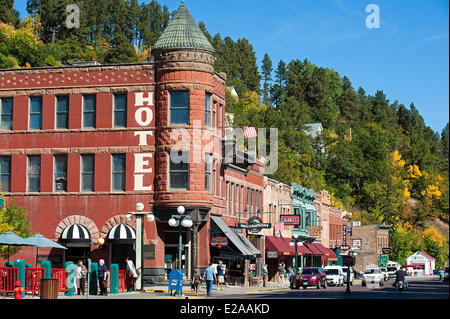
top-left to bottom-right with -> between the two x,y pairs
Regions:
342,267 -> 354,285
380,267 -> 389,281
362,267 -> 385,286
444,267 -> 449,282
324,266 -> 344,286
294,267 -> 327,289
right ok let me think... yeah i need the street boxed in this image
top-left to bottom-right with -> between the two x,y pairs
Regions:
49,276 -> 447,300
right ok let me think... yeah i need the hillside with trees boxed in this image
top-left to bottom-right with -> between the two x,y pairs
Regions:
0,0 -> 448,268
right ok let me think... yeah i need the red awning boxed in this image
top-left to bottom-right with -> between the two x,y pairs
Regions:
303,243 -> 323,256
325,248 -> 338,261
279,237 -> 313,256
266,236 -> 294,256
310,243 -> 331,262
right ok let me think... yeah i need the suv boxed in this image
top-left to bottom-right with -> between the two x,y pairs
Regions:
294,267 -> 327,289
324,266 -> 344,286
362,267 -> 384,286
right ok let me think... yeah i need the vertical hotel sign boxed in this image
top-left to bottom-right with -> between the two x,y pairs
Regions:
133,92 -> 154,191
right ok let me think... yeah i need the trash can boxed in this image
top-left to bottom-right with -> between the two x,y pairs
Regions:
40,278 -> 59,299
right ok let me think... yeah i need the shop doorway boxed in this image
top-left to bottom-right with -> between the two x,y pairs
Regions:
65,245 -> 91,266
110,243 -> 135,270
164,229 -> 190,279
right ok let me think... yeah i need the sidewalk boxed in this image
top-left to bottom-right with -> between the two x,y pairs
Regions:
143,280 -> 291,295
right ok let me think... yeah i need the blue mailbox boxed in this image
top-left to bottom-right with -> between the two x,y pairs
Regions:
168,270 -> 183,296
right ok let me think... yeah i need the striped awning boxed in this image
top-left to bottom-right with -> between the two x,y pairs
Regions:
107,224 -> 136,244
61,224 -> 91,244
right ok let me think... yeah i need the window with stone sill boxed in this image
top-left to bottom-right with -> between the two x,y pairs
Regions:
169,151 -> 189,190
0,97 -> 13,131
29,96 -> 42,130
0,156 -> 11,192
56,95 -> 69,129
170,91 -> 189,125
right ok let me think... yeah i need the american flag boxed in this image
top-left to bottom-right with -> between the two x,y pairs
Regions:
243,126 -> 258,139
274,220 -> 285,232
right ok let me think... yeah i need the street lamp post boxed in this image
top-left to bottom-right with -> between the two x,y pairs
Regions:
289,234 -> 303,276
345,250 -> 356,294
126,202 -> 155,291
168,206 -> 193,272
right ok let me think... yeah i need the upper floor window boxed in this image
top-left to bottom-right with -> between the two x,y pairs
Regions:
205,153 -> 211,191
56,95 -> 69,129
83,95 -> 96,128
169,151 -> 189,189
54,155 -> 67,192
170,91 -> 189,125
0,156 -> 11,192
205,93 -> 211,127
29,96 -> 42,130
112,154 -> 126,191
0,97 -> 13,131
27,155 -> 41,192
81,154 -> 95,192
213,101 -> 217,130
114,94 -> 127,128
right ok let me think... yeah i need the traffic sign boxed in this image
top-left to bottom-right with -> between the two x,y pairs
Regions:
382,247 -> 392,255
342,255 -> 354,266
340,245 -> 350,251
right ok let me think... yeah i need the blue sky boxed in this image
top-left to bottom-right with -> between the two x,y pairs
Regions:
13,0 -> 449,133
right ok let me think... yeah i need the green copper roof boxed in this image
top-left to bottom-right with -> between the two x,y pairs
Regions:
153,2 -> 215,53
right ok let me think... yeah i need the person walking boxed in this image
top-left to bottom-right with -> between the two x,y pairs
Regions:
216,260 -> 225,291
192,269 -> 202,296
98,259 -> 109,296
203,263 -> 216,297
75,260 -> 88,295
288,266 -> 294,289
262,264 -> 268,287
278,262 -> 286,286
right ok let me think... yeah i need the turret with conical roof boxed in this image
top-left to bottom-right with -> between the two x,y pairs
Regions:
153,1 -> 215,54
152,1 -> 215,74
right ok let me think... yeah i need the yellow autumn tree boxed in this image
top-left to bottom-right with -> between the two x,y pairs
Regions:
408,165 -> 422,179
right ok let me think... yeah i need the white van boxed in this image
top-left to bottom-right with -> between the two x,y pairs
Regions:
324,266 -> 345,286
386,261 -> 401,280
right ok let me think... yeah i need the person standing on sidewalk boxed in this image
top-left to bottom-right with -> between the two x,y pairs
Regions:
98,259 -> 109,296
262,264 -> 268,287
75,260 -> 88,295
278,262 -> 286,286
203,263 -> 216,297
192,269 -> 202,295
216,260 -> 225,291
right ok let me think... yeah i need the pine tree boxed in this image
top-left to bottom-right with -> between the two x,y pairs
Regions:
261,53 -> 272,105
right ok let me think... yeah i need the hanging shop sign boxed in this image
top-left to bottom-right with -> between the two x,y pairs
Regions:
267,251 -> 278,259
210,237 -> 228,248
238,217 -> 271,234
280,215 -> 300,226
306,225 -> 322,238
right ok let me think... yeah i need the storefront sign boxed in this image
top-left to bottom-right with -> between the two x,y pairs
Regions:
267,251 -> 278,258
133,92 -> 154,191
382,247 -> 392,255
210,237 -> 228,248
280,215 -> 300,226
342,224 -> 347,246
238,217 -> 271,234
306,225 -> 322,238
352,239 -> 361,250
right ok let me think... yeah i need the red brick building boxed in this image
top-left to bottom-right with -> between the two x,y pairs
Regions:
0,3 -> 264,284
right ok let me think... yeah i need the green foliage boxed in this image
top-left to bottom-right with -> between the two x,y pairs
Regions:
0,201 -> 33,259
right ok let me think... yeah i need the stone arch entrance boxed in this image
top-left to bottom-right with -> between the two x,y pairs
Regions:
100,215 -> 146,270
55,215 -> 99,265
